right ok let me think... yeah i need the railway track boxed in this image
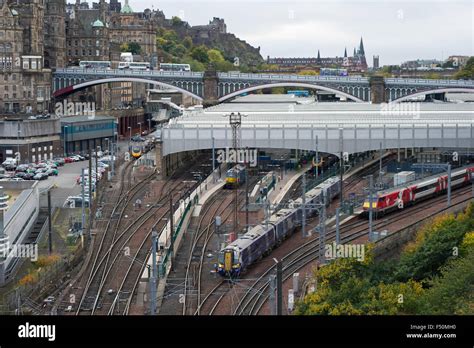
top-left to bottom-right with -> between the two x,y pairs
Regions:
72,156 -> 212,315
75,166 -> 158,314
181,176 -> 262,315
233,185 -> 474,315
181,192 -> 234,315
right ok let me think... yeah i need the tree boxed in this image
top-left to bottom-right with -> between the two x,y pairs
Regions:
298,70 -> 318,76
171,16 -> 182,26
454,56 -> 474,80
127,42 -> 141,55
171,44 -> 187,58
120,43 -> 130,52
190,45 -> 209,64
393,211 -> 472,282
208,49 -> 225,63
183,36 -> 193,50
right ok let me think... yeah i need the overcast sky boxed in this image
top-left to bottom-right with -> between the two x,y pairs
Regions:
78,0 -> 473,65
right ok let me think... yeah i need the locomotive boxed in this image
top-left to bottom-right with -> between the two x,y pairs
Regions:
224,165 -> 247,189
217,176 -> 341,277
362,165 -> 474,216
131,145 -> 142,159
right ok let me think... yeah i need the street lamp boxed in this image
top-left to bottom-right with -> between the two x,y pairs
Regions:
128,126 -> 132,150
138,122 -> 142,137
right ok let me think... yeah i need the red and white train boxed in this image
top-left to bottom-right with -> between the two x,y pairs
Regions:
363,165 -> 474,216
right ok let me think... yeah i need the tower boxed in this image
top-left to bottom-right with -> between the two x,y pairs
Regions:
359,37 -> 365,56
344,47 -> 347,58
44,0 -> 66,68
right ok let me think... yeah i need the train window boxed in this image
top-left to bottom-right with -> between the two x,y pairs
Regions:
414,182 -> 438,194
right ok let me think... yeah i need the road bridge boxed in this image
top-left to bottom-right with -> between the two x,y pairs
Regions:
52,69 -> 474,105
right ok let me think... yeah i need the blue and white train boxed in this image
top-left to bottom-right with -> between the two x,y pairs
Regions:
217,176 -> 341,277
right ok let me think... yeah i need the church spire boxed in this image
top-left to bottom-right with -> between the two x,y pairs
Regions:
317,49 -> 321,61
353,47 -> 356,56
344,47 -> 347,58
359,37 -> 365,56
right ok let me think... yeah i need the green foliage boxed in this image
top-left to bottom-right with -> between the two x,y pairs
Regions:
295,203 -> 474,316
171,16 -> 183,26
455,56 -> 474,80
418,248 -> 474,314
183,36 -> 193,50
190,45 -> 210,64
208,49 -> 225,63
298,70 -> 319,76
394,211 -> 472,282
155,26 -> 263,71
127,42 -> 141,55
120,43 -> 129,52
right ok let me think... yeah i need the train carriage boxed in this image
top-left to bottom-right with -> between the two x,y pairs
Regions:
363,165 -> 474,216
217,176 -> 341,277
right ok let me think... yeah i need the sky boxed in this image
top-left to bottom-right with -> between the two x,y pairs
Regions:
76,0 -> 473,65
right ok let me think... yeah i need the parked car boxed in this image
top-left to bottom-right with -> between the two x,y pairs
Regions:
24,173 -> 35,180
53,158 -> 65,166
64,196 -> 90,208
45,168 -> 58,176
33,173 -> 48,180
131,135 -> 145,142
15,164 -> 30,173
15,172 -> 27,179
64,157 -> 75,164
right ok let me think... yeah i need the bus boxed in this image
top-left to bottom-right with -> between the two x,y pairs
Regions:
320,68 -> 348,77
129,62 -> 151,70
159,63 -> 191,72
79,61 -> 111,69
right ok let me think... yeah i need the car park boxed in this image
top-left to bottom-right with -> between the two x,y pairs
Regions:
15,172 -> 27,179
53,158 -> 65,166
33,173 -> 48,180
24,173 -> 35,180
15,164 -> 30,173
45,168 -> 58,176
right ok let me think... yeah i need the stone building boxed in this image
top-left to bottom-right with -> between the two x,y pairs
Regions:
0,0 -> 52,115
44,0 -> 66,69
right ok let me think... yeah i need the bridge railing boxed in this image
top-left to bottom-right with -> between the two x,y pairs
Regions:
55,68 -> 204,78
385,77 -> 474,86
218,72 -> 369,83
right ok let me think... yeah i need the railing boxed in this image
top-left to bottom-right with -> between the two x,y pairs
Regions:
54,68 -> 203,78
385,77 -> 474,86
218,72 -> 369,83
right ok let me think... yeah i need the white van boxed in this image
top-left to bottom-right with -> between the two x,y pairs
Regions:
2,158 -> 17,167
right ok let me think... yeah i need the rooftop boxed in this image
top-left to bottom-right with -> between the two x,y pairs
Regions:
174,97 -> 474,128
60,115 -> 116,123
